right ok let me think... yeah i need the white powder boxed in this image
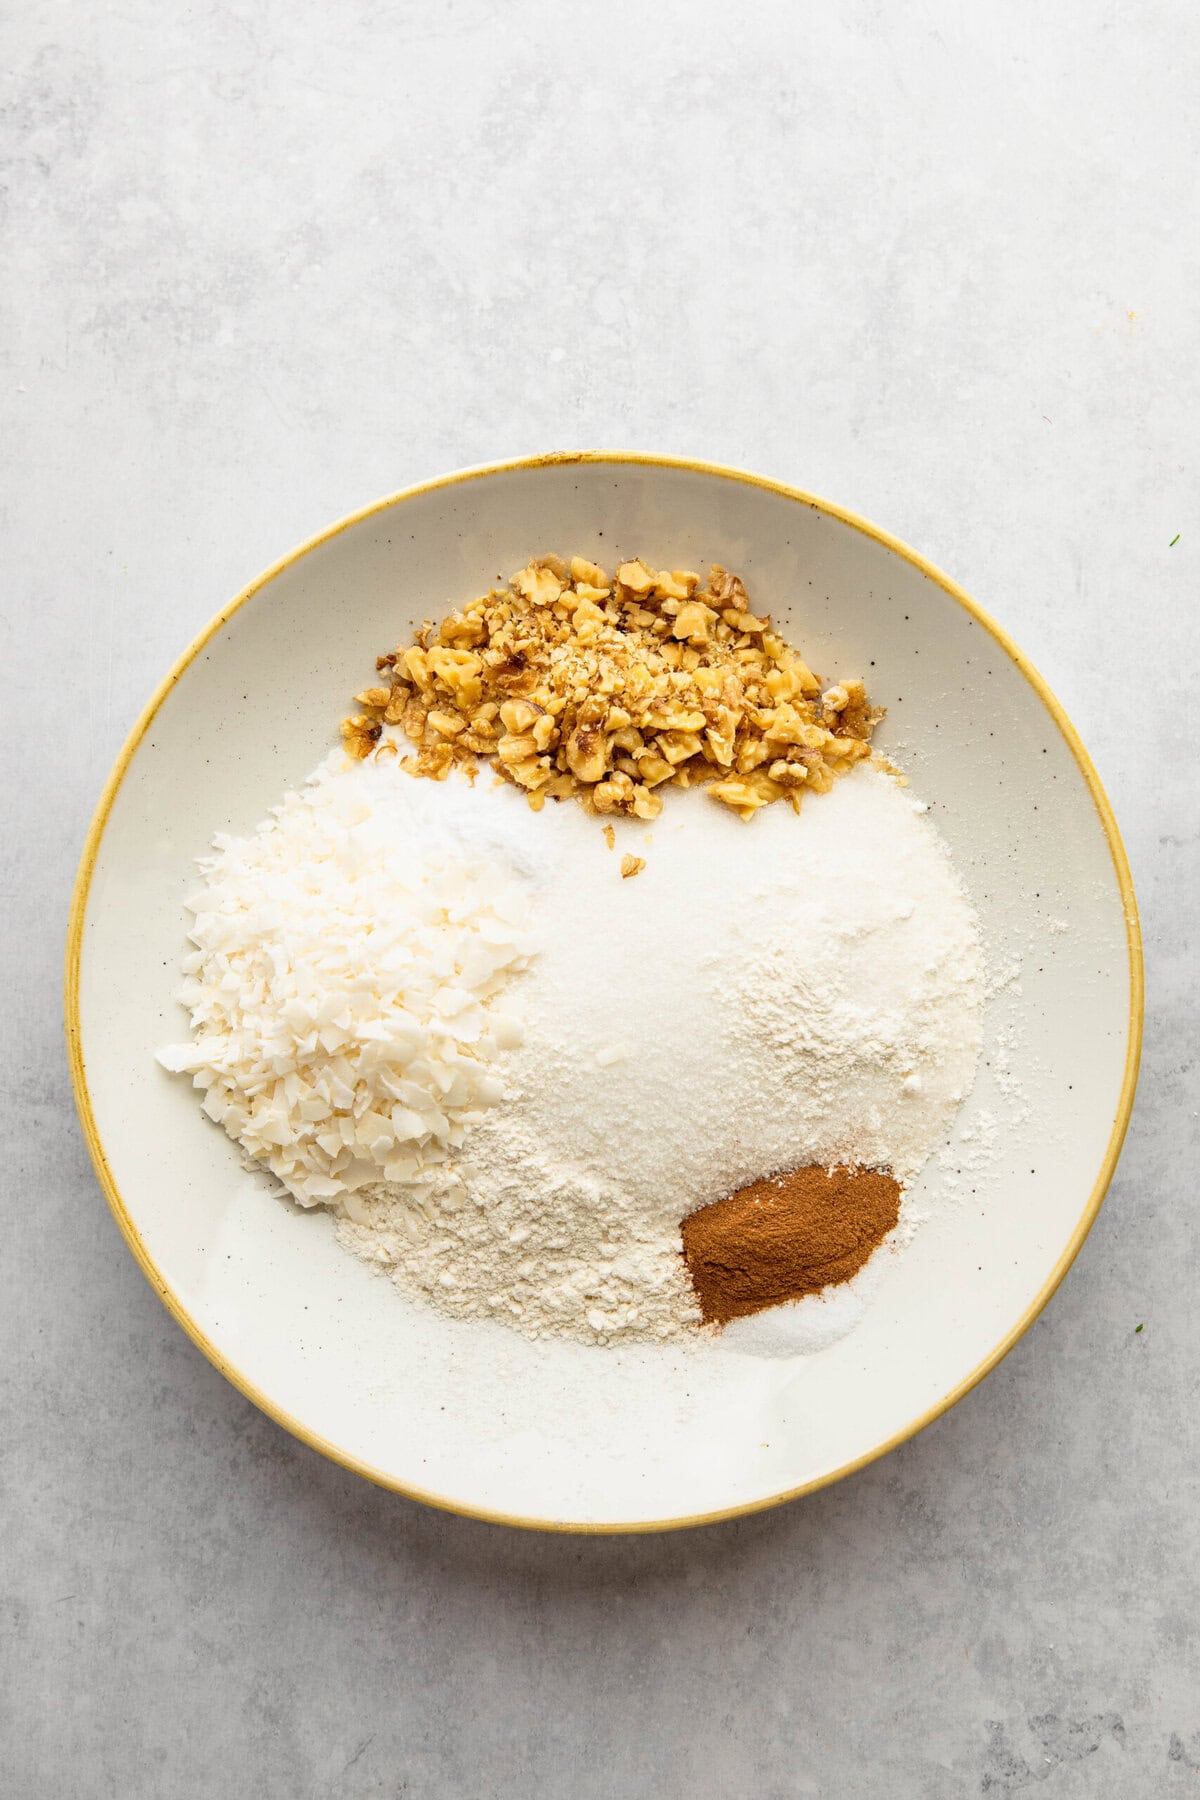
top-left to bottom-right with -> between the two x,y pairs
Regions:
718,1264 -> 882,1358
161,753 -> 984,1348
333,763 -> 984,1344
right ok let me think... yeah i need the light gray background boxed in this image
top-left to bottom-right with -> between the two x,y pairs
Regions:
2,3 -> 1196,1795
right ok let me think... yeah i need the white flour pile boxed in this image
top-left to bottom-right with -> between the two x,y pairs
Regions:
160,755 -> 984,1346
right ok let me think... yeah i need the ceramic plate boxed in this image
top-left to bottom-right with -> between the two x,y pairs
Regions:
66,454 -> 1142,1531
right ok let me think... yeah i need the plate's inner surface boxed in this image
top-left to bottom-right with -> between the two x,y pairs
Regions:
75,461 -> 1134,1526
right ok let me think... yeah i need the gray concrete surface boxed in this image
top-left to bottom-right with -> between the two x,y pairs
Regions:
2,3 -> 1197,1794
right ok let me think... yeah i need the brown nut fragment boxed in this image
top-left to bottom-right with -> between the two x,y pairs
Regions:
570,556 -> 609,587
616,559 -> 656,595
499,698 -> 541,733
340,714 -> 383,760
706,567 -> 748,607
564,724 -> 609,783
630,787 -> 662,820
512,563 -> 564,606
831,677 -> 881,740
427,710 -> 467,737
671,601 -> 718,645
620,854 -> 646,879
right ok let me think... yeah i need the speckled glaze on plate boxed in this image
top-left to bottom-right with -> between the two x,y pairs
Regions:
65,453 -> 1142,1532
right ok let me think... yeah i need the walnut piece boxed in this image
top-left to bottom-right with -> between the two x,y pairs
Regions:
342,558 -> 883,820
620,854 -> 646,879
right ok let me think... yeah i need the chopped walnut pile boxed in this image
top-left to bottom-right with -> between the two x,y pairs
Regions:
341,557 -> 883,820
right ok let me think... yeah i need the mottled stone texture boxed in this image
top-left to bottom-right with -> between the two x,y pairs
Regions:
1,2 -> 1195,1795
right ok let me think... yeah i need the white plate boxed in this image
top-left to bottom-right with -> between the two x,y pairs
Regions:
66,454 -> 1142,1531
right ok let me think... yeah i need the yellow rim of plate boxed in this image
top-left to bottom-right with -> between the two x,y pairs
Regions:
63,451 -> 1144,1535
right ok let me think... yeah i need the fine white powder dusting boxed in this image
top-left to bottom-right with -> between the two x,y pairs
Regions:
161,755 -> 985,1348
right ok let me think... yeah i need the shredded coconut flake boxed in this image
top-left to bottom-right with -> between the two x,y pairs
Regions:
158,755 -> 538,1208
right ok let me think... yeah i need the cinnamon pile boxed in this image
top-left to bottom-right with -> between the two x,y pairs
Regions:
680,1165 -> 901,1326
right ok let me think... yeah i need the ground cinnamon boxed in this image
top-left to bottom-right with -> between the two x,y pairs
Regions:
680,1165 -> 901,1326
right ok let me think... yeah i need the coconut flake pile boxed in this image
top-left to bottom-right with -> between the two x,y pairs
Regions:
156,756 -> 535,1209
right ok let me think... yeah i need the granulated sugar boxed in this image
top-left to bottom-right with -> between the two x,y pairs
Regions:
333,762 -> 984,1342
